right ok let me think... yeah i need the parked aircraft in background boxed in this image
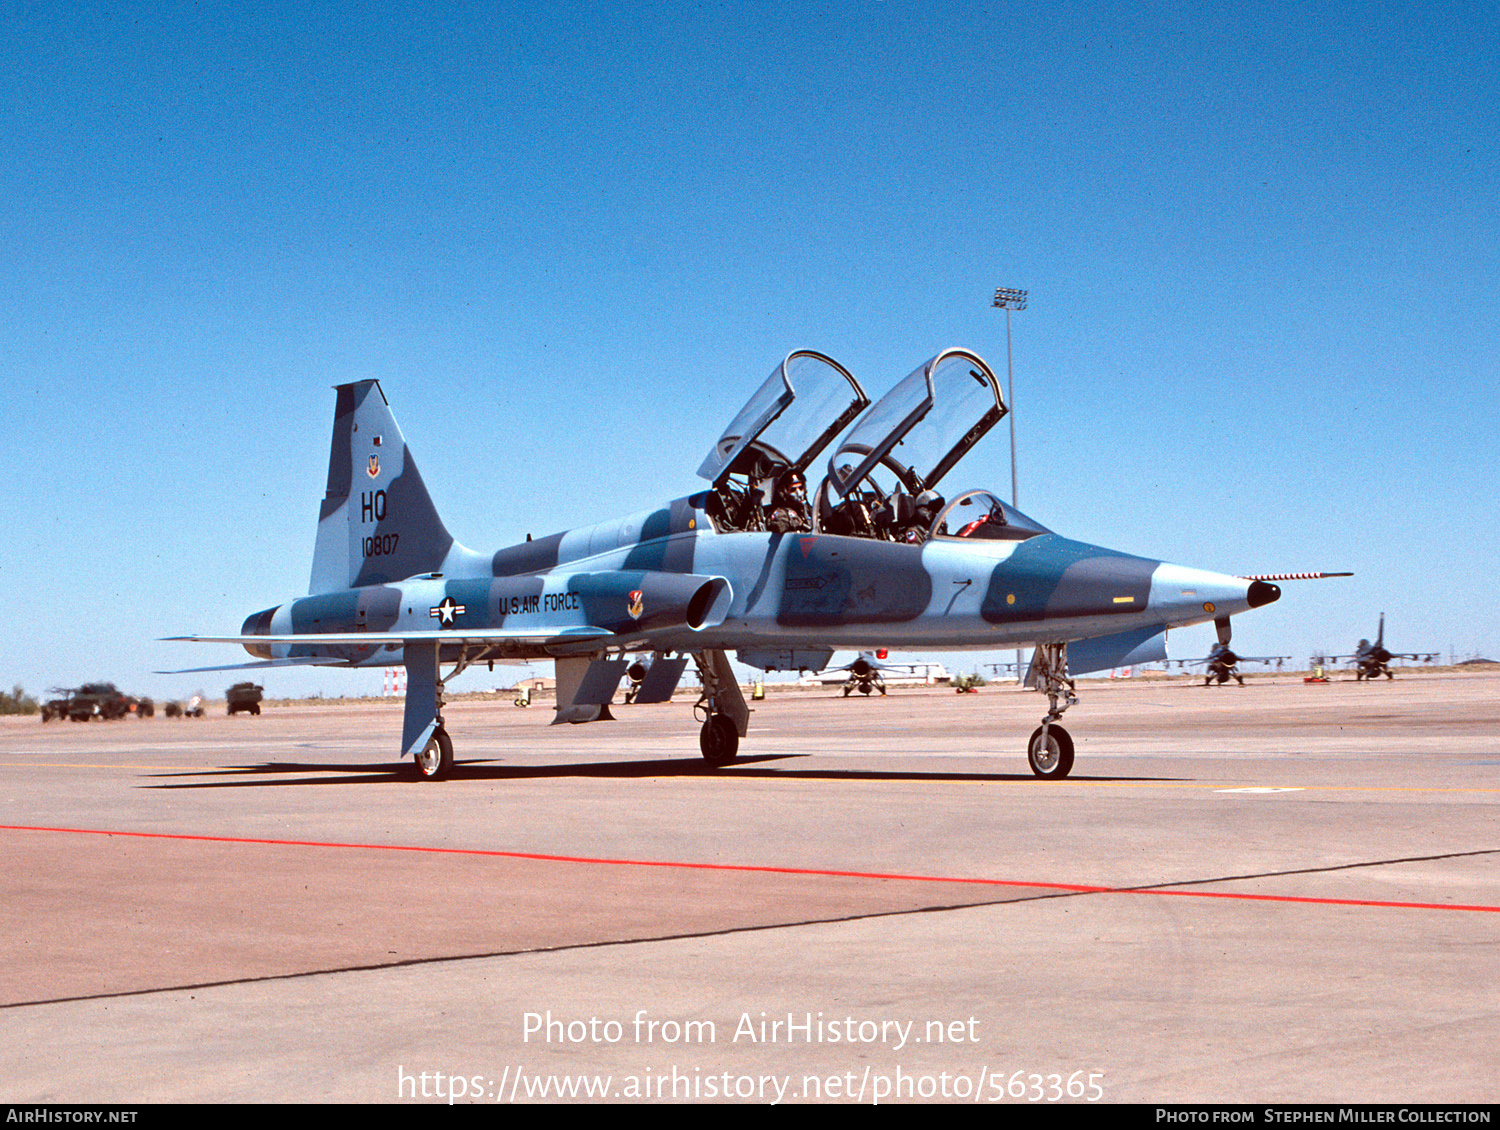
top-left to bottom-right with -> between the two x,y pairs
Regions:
170,347 -> 1326,780
810,650 -> 951,696
1320,615 -> 1438,681
1179,643 -> 1291,686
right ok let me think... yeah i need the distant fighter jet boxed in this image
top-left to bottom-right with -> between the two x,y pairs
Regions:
838,652 -> 888,696
1173,645 -> 1291,685
1341,615 -> 1438,681
170,347 -> 1336,780
1203,644 -> 1247,686
824,650 -> 948,695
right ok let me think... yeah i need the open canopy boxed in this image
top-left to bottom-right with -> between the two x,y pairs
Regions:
822,348 -> 1006,500
697,350 -> 867,487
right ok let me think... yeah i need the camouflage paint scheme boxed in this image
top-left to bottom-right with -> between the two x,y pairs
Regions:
171,351 -> 1281,777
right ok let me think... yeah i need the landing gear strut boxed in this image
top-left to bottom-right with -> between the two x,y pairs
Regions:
404,641 -> 474,781
692,649 -> 749,765
1027,642 -> 1077,779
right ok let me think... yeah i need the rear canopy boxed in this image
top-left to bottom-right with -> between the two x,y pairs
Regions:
822,348 -> 1006,499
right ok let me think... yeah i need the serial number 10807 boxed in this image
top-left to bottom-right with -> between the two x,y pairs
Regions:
363,533 -> 400,558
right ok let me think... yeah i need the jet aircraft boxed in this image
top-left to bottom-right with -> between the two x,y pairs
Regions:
170,348 -> 1306,780
819,650 -> 948,696
831,652 -> 890,696
1184,643 -> 1291,686
1329,615 -> 1437,681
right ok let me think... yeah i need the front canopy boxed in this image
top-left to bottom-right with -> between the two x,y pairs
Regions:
696,350 -> 868,486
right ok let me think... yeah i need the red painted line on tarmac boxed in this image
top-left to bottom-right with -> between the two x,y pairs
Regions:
4,823 -> 1497,915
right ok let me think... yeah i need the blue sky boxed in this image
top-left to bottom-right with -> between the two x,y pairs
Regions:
2,0 -> 1496,700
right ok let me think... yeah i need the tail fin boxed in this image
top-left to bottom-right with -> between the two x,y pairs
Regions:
309,381 -> 458,593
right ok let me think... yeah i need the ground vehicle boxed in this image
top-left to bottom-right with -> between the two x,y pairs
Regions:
42,683 -> 151,722
226,682 -> 264,715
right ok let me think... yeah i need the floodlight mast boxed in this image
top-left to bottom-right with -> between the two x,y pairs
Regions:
992,286 -> 1027,508
993,286 -> 1028,686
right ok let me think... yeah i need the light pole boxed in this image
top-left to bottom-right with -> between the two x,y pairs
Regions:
992,287 -> 1026,508
993,287 -> 1027,685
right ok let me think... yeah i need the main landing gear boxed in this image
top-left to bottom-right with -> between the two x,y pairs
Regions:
1027,642 -> 1077,779
414,727 -> 454,780
405,641 -> 471,782
693,649 -> 749,766
699,714 -> 738,765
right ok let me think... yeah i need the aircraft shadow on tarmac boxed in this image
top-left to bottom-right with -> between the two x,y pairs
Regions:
144,756 -> 1182,789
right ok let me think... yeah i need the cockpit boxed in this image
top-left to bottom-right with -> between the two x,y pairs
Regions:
699,347 -> 1050,544
929,489 -> 1050,541
697,351 -> 868,534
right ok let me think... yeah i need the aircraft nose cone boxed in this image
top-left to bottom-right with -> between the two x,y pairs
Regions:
1248,581 -> 1280,608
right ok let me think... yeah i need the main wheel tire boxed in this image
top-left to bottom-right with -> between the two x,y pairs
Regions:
699,714 -> 739,765
1028,724 -> 1075,780
413,727 -> 454,781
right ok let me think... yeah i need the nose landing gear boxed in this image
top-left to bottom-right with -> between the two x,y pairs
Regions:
1027,642 -> 1077,779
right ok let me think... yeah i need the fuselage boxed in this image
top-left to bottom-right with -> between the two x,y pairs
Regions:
242,489 -> 1278,668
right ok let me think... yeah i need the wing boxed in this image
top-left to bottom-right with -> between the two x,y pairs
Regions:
165,627 -> 611,647
157,655 -> 354,674
160,626 -> 615,673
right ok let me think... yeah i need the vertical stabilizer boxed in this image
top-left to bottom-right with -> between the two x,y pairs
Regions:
309,381 -> 458,593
